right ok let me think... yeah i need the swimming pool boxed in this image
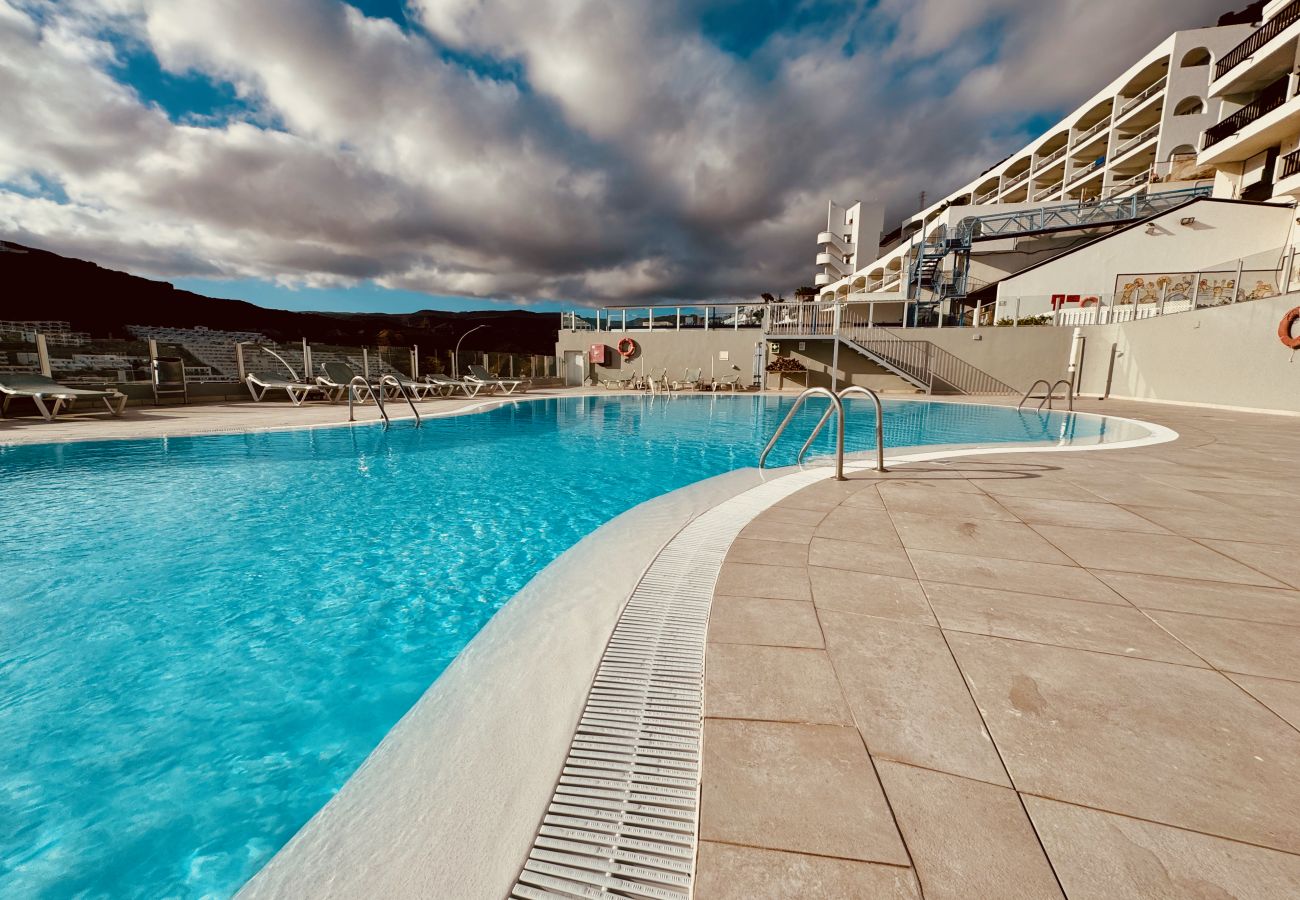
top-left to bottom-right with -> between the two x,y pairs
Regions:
0,395 -> 1146,898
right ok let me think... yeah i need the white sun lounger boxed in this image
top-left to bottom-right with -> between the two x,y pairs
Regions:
245,371 -> 325,406
0,374 -> 127,421
467,364 -> 528,394
425,374 -> 483,398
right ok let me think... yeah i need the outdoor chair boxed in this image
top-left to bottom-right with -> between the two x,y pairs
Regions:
245,371 -> 325,406
151,356 -> 188,405
466,364 -> 527,394
0,373 -> 127,421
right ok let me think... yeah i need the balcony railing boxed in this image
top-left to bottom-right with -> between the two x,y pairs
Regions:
1033,181 -> 1064,201
1281,147 -> 1300,180
1002,169 -> 1031,190
972,188 -> 999,204
1033,145 -> 1068,171
1070,119 -> 1109,149
1112,124 -> 1159,162
1117,77 -> 1168,118
1215,0 -> 1300,80
1203,74 -> 1291,149
1068,156 -> 1106,184
1105,170 -> 1150,198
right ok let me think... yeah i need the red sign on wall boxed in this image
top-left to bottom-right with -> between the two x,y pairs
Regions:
589,343 -> 607,365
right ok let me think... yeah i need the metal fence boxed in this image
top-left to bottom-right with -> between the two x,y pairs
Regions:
2,323 -> 559,388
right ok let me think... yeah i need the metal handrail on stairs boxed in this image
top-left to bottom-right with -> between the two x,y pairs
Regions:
1017,378 -> 1073,412
758,386 -> 887,480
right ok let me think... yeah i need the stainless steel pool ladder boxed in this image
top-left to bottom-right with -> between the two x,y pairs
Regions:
346,374 -> 422,429
1018,378 -> 1073,412
758,386 -> 887,480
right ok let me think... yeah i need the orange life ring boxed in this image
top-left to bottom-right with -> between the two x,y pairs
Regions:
617,337 -> 638,359
1279,307 -> 1300,349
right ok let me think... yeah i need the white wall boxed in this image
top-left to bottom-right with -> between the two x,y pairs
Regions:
1077,291 -> 1300,412
993,199 -> 1294,312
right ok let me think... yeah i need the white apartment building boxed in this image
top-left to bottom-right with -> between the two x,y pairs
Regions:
814,201 -> 884,288
1198,0 -> 1300,202
816,22 -> 1252,303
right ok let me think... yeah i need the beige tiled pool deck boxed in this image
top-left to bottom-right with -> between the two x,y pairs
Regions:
698,399 -> 1300,899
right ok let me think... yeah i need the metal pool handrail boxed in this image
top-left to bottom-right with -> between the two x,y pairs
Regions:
1017,378 -> 1073,412
348,374 -> 423,429
795,386 -> 888,473
759,386 -> 888,480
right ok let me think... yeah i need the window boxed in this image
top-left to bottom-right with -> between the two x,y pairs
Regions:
1180,47 -> 1211,67
844,233 -> 852,242
1174,96 -> 1204,116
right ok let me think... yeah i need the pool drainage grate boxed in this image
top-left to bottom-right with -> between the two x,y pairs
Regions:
510,468 -> 833,899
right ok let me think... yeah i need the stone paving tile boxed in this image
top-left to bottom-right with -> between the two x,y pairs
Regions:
1024,796 -> 1300,900
1062,476 -> 1236,511
922,582 -> 1206,666
1028,525 -> 1286,587
1144,610 -> 1300,682
752,506 -> 828,527
875,761 -> 1064,900
877,482 -> 1017,521
708,596 -> 824,648
714,562 -> 811,601
1092,571 -> 1300,626
948,632 -> 1300,854
997,496 -> 1170,533
694,842 -> 921,900
892,513 -> 1075,565
810,566 -> 936,625
1121,503 -> 1300,543
723,537 -> 808,567
1200,538 -> 1300,590
974,474 -> 1107,502
808,536 -> 916,578
840,484 -> 886,509
907,549 -> 1126,604
813,507 -> 902,546
704,644 -> 851,725
819,610 -> 1009,786
700,719 -> 910,864
737,518 -> 818,545
1227,674 -> 1300,731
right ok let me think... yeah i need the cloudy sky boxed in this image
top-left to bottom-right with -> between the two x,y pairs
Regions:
1,0 -> 1236,312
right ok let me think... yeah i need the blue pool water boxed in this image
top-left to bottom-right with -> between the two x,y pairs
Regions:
0,395 -> 1137,898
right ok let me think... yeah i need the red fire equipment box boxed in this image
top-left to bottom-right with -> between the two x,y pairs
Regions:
589,343 -> 608,365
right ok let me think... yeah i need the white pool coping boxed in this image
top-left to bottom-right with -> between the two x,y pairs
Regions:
236,400 -> 1177,900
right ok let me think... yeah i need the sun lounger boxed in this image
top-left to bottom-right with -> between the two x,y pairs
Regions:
466,364 -> 528,395
671,368 -> 702,391
316,361 -> 381,403
385,372 -> 438,400
245,371 -> 325,406
151,356 -> 188,405
425,373 -> 483,398
601,372 -> 635,389
0,373 -> 127,421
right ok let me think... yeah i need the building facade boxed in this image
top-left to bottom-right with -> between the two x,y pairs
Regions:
817,22 -> 1253,304
1198,0 -> 1300,202
815,201 -> 884,288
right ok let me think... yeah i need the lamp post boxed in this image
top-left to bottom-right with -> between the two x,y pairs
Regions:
453,324 -> 488,377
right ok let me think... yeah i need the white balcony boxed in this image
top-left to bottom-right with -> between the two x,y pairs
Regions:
1114,77 -> 1167,123
814,272 -> 833,287
1070,119 -> 1110,150
1033,145 -> 1068,172
817,231 -> 852,254
1111,124 -> 1159,163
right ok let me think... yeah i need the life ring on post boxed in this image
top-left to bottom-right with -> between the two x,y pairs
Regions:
1279,307 -> 1300,349
617,337 -> 638,359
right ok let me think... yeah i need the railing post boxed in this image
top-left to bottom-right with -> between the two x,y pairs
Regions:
923,342 -> 933,394
1233,259 -> 1244,303
1014,297 -> 1021,326
676,307 -> 681,331
1284,247 -> 1296,294
1191,273 -> 1201,309
1158,283 -> 1167,317
35,333 -> 51,377
734,305 -> 740,330
648,308 -> 655,331
622,309 -> 628,332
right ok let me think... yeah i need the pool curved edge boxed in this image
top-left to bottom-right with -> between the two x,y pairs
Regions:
236,405 -> 1177,900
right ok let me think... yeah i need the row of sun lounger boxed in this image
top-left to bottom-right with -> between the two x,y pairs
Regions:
0,363 -> 528,422
247,362 -> 529,407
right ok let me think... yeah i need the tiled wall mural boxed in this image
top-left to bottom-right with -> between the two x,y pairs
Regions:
1112,269 -> 1280,307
